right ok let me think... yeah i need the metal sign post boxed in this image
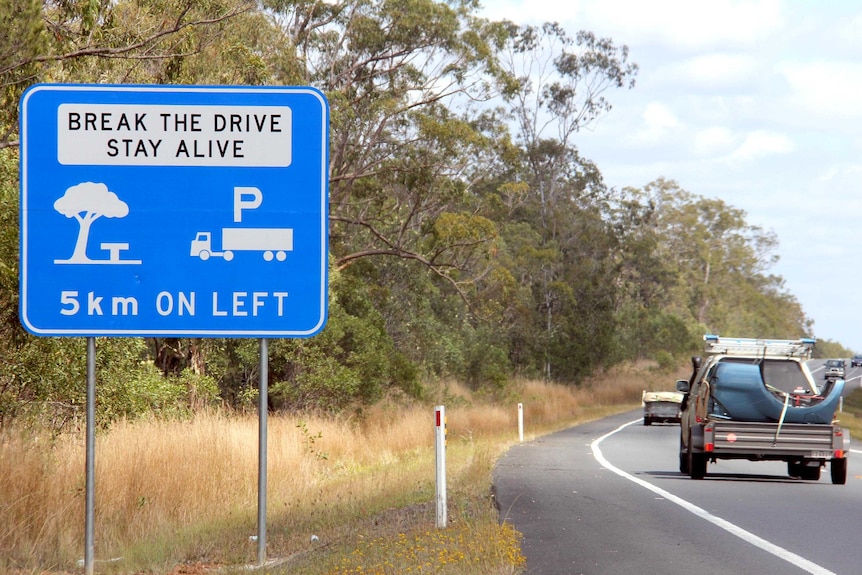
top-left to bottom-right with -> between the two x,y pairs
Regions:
257,338 -> 268,566
85,337 -> 95,575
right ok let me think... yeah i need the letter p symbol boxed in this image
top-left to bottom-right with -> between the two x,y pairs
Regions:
234,186 -> 262,222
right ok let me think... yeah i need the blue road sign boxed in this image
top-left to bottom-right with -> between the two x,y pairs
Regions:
19,84 -> 329,337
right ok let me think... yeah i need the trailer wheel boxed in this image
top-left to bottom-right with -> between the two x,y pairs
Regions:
688,443 -> 707,479
679,437 -> 689,474
831,458 -> 847,485
643,416 -> 651,426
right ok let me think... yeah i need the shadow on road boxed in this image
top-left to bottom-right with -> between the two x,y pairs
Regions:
640,469 -> 818,484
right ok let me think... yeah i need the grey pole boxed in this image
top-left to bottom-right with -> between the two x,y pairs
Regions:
257,338 -> 269,566
85,337 -> 96,575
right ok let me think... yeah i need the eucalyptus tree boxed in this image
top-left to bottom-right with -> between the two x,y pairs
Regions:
607,184 -> 692,360
618,178 -> 810,342
498,22 -> 637,231
487,21 -> 637,380
276,0 -> 504,287
257,0 -> 514,387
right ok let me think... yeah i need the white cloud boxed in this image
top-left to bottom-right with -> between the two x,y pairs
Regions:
625,102 -> 682,145
581,0 -> 785,49
664,53 -> 758,89
480,0 -> 785,50
693,126 -> 736,156
778,60 -> 862,122
811,164 -> 862,210
727,130 -> 794,161
836,11 -> 862,46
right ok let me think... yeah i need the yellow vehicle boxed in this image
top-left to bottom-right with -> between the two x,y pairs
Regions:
641,390 -> 683,425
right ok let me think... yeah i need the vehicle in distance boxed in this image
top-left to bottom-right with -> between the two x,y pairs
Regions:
677,335 -> 849,484
851,355 -> 862,368
823,358 -> 846,380
642,390 -> 683,425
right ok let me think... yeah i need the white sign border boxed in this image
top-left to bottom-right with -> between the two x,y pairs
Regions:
19,84 -> 329,338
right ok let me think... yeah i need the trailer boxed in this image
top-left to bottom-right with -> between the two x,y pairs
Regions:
699,419 -> 847,482
190,227 -> 293,261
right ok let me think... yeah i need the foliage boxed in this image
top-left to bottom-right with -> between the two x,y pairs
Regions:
0,148 -> 21,344
0,0 -> 46,143
812,339 -> 853,360
842,386 -> 862,414
608,178 -> 810,357
0,0 -> 824,428
0,335 -> 218,432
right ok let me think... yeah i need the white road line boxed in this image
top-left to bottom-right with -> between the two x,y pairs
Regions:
591,419 -> 836,575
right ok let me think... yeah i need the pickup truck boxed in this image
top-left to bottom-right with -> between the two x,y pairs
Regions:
677,335 -> 849,484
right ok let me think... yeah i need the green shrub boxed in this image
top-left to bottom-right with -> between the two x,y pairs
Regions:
654,350 -> 675,372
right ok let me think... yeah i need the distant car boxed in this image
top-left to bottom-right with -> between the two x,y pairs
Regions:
852,355 -> 862,368
641,390 -> 684,425
823,359 -> 846,380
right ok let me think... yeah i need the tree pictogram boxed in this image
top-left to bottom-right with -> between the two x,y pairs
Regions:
53,182 -> 129,263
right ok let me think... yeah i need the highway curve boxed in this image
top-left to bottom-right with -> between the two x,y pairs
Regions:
493,410 -> 861,575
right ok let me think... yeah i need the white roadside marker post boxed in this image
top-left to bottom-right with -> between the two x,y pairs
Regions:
518,402 -> 524,443
435,405 -> 447,528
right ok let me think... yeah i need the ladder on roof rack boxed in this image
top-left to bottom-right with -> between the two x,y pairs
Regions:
702,334 -> 815,359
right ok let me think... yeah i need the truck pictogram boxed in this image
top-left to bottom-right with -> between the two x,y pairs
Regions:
190,228 -> 293,261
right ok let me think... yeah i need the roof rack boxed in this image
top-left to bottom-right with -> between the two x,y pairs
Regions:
702,334 -> 815,360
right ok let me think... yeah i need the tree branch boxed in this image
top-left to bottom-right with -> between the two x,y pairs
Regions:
1,5 -> 253,78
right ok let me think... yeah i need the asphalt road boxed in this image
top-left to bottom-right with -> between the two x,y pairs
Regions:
494,386 -> 862,575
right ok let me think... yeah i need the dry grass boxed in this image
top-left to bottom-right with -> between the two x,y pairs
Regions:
0,364 -> 683,574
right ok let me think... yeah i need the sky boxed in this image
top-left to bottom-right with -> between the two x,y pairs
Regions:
480,0 -> 862,353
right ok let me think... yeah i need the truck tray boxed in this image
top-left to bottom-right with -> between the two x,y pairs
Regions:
709,420 -> 837,458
